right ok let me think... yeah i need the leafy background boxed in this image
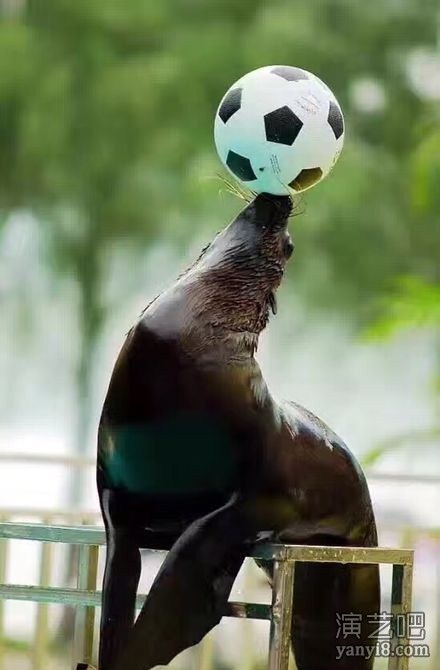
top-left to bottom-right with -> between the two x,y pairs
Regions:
0,0 -> 439,667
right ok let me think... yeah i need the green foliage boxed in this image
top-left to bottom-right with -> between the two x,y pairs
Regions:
1,0 -> 439,273
1,0 -> 440,464
411,125 -> 440,215
367,276 -> 440,339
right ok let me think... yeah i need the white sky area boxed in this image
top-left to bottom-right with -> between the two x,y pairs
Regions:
0,211 -> 439,653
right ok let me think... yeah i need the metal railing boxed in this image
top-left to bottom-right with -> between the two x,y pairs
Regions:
0,522 -> 414,670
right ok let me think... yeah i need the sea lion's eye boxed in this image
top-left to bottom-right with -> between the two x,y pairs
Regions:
284,238 -> 295,258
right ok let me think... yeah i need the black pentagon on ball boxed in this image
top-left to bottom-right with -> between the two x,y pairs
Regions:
271,66 -> 308,82
226,150 -> 257,181
218,88 -> 242,123
264,105 -> 303,145
289,167 -> 323,191
327,101 -> 344,139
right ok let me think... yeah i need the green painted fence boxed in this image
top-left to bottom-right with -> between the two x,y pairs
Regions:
0,522 -> 415,670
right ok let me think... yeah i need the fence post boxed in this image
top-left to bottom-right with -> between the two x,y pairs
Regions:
72,544 -> 99,668
268,557 -> 295,670
33,517 -> 54,670
0,516 -> 8,670
388,559 -> 414,670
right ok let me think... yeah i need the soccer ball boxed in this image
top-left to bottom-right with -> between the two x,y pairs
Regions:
214,65 -> 345,196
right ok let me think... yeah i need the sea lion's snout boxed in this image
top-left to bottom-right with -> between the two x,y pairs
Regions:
241,193 -> 292,230
224,193 -> 294,268
241,194 -> 295,263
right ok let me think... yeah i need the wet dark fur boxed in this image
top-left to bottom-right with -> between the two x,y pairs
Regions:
96,194 -> 380,670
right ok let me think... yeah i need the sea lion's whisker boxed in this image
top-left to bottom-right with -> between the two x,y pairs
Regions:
215,174 -> 253,203
204,174 -> 246,201
290,196 -> 305,219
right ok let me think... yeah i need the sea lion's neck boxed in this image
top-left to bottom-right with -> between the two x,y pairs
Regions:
177,261 -> 281,362
143,270 -> 271,364
181,324 -> 260,364
143,194 -> 292,363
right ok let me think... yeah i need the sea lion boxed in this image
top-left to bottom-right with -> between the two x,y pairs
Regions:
96,193 -> 380,670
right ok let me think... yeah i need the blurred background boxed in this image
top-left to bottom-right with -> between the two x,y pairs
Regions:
0,0 -> 439,668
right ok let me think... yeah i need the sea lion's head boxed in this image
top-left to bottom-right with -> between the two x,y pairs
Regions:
183,193 -> 294,343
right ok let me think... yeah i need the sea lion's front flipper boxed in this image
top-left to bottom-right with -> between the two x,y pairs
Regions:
110,495 -> 254,670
